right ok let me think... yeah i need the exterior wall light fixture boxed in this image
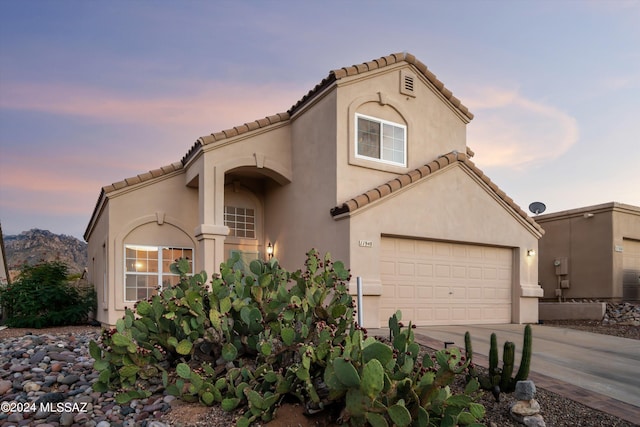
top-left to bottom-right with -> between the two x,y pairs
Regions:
266,242 -> 274,259
527,249 -> 536,257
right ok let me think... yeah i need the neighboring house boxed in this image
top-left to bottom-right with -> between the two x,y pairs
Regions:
535,202 -> 640,302
85,52 -> 544,327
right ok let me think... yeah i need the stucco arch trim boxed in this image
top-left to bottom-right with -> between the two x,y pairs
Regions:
347,93 -> 412,174
220,155 -> 292,186
113,214 -> 197,311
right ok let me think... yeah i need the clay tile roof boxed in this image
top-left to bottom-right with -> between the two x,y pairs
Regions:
179,111 -> 292,165
223,128 -> 238,138
103,162 -> 184,195
288,52 -> 473,121
94,52 -> 476,218
330,151 -> 543,234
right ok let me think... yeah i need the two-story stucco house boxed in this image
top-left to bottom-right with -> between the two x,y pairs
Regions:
85,52 -> 544,328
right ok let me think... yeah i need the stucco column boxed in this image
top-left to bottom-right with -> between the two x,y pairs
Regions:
517,245 -> 543,323
194,164 -> 228,276
195,225 -> 228,276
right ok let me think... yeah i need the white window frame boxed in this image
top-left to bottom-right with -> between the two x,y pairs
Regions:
224,205 -> 256,239
355,113 -> 407,167
124,244 -> 194,302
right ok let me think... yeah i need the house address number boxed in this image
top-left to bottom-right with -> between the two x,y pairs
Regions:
359,240 -> 373,248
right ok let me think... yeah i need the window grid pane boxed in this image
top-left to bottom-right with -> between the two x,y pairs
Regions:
125,245 -> 193,302
224,206 -> 256,238
356,115 -> 405,165
357,117 -> 381,158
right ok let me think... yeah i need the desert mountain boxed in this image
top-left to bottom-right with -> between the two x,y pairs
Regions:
4,229 -> 87,276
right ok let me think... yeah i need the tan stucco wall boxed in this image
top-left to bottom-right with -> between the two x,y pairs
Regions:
265,89 -> 350,271
99,172 -> 199,325
536,203 -> 640,301
86,201 -> 110,324
334,64 -> 468,204
342,164 -> 541,328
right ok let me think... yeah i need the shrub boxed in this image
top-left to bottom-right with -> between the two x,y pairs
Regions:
0,261 -> 96,328
91,250 -> 485,426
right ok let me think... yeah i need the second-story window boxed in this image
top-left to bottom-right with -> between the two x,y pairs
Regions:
356,113 -> 406,166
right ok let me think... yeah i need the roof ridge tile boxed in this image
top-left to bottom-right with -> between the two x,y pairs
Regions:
330,151 -> 543,234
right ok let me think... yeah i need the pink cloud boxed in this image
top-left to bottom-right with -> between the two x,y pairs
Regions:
0,80 -> 305,134
465,86 -> 579,169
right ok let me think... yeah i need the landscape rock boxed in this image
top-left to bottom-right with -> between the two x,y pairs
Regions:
514,380 -> 536,401
521,414 -> 547,427
0,379 -> 12,395
511,399 -> 542,417
602,302 -> 640,326
0,329 -> 176,427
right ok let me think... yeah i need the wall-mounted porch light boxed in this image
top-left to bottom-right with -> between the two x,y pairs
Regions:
266,242 -> 274,259
527,249 -> 536,257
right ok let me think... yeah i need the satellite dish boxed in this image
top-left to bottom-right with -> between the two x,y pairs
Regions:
529,202 -> 546,215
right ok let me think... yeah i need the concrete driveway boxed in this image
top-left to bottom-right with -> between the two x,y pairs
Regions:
382,324 -> 640,409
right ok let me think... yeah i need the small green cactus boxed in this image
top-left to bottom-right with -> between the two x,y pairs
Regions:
515,324 -> 532,383
500,341 -> 515,391
488,333 -> 499,378
468,325 -> 534,394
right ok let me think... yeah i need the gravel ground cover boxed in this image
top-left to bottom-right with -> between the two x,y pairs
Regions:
0,310 -> 638,427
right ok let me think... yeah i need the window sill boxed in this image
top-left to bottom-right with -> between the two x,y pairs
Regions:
349,156 -> 409,174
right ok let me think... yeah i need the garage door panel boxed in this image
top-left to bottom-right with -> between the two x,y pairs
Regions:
468,246 -> 483,259
451,286 -> 466,297
397,239 -> 415,254
436,264 -> 451,277
380,237 -> 512,326
397,285 -> 415,298
483,268 -> 497,279
416,263 -> 433,277
468,266 -> 482,279
435,243 -> 452,257
435,308 -> 450,321
452,266 -> 466,278
452,307 -> 466,320
380,260 -> 396,275
417,287 -> 433,299
416,308 -> 433,322
381,284 -> 397,298
416,241 -> 435,255
434,286 -> 450,299
398,262 -> 415,276
468,287 -> 482,299
453,246 -> 466,257
467,307 -> 482,319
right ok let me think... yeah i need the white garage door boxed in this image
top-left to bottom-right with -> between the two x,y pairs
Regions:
380,237 -> 513,326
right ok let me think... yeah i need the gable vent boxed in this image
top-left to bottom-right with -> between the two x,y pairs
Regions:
400,70 -> 416,97
404,75 -> 414,92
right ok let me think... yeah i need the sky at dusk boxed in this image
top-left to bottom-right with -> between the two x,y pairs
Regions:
1,1 -> 639,240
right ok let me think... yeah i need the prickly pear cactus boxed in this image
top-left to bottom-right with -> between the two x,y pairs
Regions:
92,251 -> 487,426
325,317 -> 486,426
91,249 -> 356,424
